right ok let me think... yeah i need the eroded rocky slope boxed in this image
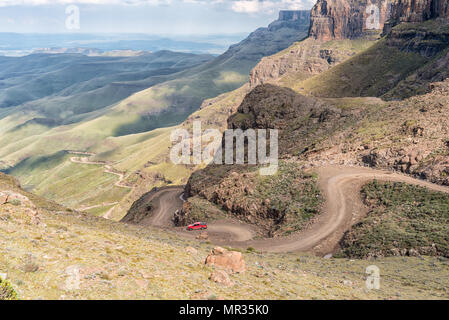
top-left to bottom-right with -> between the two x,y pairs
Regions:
249,38 -> 374,89
309,0 -> 392,41
178,78 -> 449,240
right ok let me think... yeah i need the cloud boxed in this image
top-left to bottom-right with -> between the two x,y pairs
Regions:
0,0 -> 173,6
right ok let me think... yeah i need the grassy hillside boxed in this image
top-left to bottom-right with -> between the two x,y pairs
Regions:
338,181 -> 449,259
1,172 -> 448,300
187,161 -> 323,237
298,20 -> 449,99
0,15 -> 308,215
298,38 -> 428,97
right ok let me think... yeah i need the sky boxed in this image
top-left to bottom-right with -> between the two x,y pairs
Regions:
0,0 -> 316,34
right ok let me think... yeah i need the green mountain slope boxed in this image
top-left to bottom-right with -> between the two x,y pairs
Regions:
0,12 -> 311,213
0,51 -> 212,113
100,11 -> 312,136
299,20 -> 449,99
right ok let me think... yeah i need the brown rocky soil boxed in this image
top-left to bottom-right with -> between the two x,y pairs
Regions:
249,37 -> 377,90
205,247 -> 247,273
312,80 -> 449,186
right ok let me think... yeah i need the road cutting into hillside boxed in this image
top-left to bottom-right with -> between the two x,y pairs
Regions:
147,188 -> 185,227
126,166 -> 449,254
69,153 -> 131,189
68,151 -> 133,219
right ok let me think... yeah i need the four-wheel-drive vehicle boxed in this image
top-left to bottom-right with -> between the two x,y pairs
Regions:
187,222 -> 207,231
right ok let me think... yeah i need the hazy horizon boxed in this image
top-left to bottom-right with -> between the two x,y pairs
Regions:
0,32 -> 254,56
0,0 -> 315,56
0,1 -> 315,34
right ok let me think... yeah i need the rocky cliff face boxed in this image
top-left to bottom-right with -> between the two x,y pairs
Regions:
383,0 -> 449,33
268,10 -> 311,31
309,0 -> 393,40
389,0 -> 449,23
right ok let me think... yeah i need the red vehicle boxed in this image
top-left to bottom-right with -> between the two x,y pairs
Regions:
187,222 -> 207,231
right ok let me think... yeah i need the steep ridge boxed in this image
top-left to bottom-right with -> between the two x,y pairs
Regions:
250,0 -> 394,89
120,3 -> 396,222
299,18 -> 449,99
388,0 -> 449,24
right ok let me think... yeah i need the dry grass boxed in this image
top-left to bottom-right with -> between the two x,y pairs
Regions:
1,174 -> 448,300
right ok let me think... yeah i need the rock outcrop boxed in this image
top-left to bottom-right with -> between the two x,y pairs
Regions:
205,247 -> 246,273
223,10 -> 310,62
309,0 -> 393,40
268,10 -> 311,31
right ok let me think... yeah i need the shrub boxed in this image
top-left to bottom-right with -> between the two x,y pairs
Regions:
338,181 -> 449,259
0,278 -> 18,300
10,199 -> 21,206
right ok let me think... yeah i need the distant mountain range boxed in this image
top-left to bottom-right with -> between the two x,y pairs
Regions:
0,10 -> 311,210
0,33 -> 248,57
0,51 -> 213,114
31,47 -> 148,56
